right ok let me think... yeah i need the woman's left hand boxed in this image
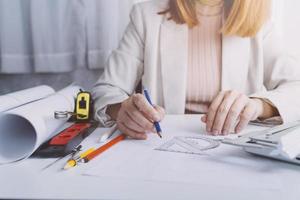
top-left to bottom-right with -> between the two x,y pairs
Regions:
201,90 -> 265,135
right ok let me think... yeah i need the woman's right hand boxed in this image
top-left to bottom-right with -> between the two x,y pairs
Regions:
115,94 -> 165,140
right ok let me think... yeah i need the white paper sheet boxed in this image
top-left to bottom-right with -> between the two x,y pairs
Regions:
0,85 -> 55,112
0,85 -> 81,164
82,116 -> 281,190
83,138 -> 281,190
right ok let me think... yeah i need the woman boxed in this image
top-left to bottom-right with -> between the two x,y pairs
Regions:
92,0 -> 300,139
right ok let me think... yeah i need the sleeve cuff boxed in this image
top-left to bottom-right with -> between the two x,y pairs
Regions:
249,92 -> 288,123
93,95 -> 129,127
95,106 -> 116,127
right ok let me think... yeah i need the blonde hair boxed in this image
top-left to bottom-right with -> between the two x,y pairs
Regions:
159,0 -> 271,37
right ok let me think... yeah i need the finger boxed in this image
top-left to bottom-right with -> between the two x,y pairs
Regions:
151,126 -> 157,134
212,91 -> 239,135
206,91 -> 226,133
153,105 -> 165,122
222,95 -> 249,135
132,94 -> 160,121
117,121 -> 147,140
126,101 -> 154,131
121,111 -> 146,133
235,103 -> 256,133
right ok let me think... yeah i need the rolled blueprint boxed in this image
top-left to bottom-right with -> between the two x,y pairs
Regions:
0,85 -> 81,164
0,85 -> 55,112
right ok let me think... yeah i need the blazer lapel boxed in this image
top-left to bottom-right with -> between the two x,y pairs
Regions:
160,19 -> 188,114
221,0 -> 251,91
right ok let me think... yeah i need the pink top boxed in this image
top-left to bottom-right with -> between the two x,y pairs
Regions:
185,2 -> 224,114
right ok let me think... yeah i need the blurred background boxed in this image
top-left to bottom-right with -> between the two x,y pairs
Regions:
0,0 -> 299,94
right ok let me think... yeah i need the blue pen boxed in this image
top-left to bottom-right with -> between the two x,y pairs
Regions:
143,88 -> 163,138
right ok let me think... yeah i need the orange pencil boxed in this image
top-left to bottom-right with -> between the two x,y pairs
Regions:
83,134 -> 126,163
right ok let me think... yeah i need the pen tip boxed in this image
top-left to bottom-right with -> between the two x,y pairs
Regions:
157,132 -> 162,138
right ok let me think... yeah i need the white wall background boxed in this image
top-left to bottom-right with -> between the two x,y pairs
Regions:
281,0 -> 300,58
0,0 -> 140,93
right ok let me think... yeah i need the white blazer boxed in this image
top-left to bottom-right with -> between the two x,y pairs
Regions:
92,0 -> 300,126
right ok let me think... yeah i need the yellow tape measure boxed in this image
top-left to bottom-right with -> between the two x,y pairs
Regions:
54,90 -> 92,122
75,90 -> 92,121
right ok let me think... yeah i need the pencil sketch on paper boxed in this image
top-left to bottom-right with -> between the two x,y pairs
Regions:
155,136 -> 220,155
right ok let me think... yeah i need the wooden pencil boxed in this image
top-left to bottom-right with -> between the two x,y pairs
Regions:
83,134 -> 126,163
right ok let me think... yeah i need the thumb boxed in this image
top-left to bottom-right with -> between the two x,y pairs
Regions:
153,105 -> 165,121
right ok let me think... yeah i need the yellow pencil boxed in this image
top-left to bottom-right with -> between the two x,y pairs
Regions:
63,148 -> 95,170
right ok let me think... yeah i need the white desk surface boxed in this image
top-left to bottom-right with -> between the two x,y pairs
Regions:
0,115 -> 300,200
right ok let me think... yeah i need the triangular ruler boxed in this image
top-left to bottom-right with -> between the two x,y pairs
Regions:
155,136 -> 220,155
